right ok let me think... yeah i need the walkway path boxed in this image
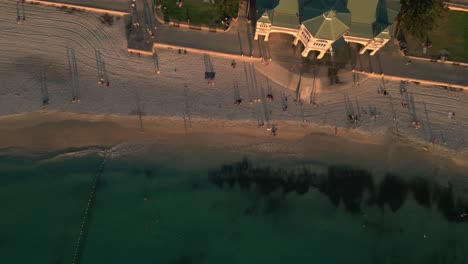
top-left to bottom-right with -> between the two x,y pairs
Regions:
149,0 -> 253,55
351,43 -> 468,86
131,0 -> 467,87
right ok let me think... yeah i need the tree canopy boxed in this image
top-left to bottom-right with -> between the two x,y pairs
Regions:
398,0 -> 448,39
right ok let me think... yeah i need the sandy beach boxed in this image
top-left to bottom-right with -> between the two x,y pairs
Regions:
0,1 -> 467,170
1,2 -> 468,263
1,111 -> 467,184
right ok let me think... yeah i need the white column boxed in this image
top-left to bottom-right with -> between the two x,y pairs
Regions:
293,35 -> 299,46
359,46 -> 367,54
264,32 -> 269,42
301,48 -> 310,58
316,50 -> 326,59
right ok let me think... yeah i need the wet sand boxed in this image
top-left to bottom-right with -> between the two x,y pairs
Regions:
1,111 -> 467,181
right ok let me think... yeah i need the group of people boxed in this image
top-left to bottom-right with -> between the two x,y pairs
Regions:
235,94 -> 273,106
411,120 -> 421,129
178,49 -> 187,55
97,78 -> 110,87
146,25 -> 155,41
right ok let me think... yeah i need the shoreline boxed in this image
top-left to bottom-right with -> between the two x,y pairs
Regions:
1,111 -> 467,175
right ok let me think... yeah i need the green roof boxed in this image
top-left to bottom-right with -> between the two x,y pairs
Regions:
274,0 -> 299,16
267,0 -> 300,29
302,10 -> 351,40
385,0 -> 400,22
346,0 -> 400,38
258,12 -> 271,23
376,27 -> 391,39
348,22 -> 374,38
255,0 -> 400,39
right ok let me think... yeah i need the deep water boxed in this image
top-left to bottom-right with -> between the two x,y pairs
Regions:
1,151 -> 468,264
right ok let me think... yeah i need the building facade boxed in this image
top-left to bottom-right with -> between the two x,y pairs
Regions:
254,0 -> 400,59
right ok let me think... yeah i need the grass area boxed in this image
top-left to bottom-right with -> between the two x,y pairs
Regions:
158,0 -> 239,28
406,10 -> 468,63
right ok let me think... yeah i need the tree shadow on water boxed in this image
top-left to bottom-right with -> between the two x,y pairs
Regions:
209,158 -> 468,222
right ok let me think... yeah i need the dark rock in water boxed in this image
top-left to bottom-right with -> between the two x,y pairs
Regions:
409,177 -> 432,208
377,174 -> 408,212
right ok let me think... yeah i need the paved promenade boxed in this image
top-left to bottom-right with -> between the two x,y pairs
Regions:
351,44 -> 468,86
141,0 -> 253,56
138,0 -> 468,87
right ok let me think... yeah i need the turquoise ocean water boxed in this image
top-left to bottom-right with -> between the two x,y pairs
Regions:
1,148 -> 467,264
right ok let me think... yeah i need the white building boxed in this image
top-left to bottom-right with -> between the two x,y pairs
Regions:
254,0 -> 400,59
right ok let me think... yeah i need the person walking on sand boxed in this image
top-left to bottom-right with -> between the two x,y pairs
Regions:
334,126 -> 338,135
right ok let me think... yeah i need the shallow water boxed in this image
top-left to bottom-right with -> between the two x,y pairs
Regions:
1,148 -> 467,264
